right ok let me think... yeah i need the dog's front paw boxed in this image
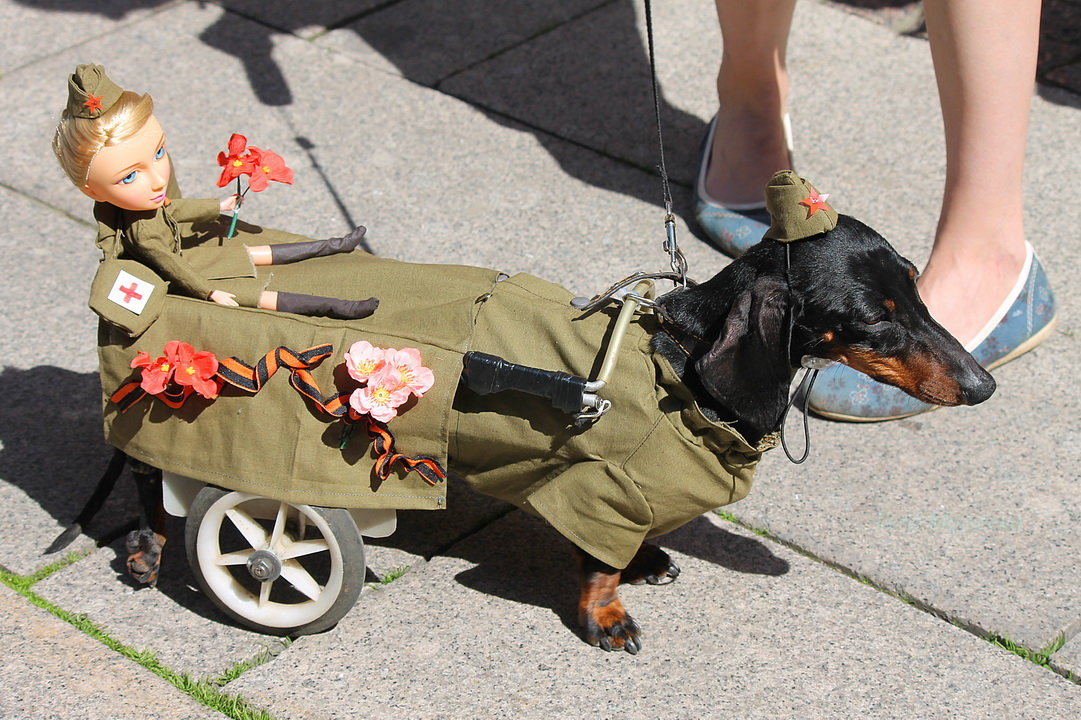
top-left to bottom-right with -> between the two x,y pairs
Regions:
580,601 -> 642,654
623,543 -> 681,586
125,528 -> 166,587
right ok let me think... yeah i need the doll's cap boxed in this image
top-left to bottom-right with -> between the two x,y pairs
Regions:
66,64 -> 124,120
762,170 -> 839,242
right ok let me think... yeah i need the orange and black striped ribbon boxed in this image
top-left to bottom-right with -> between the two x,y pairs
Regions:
366,417 -> 447,485
110,380 -> 191,411
216,344 -> 352,417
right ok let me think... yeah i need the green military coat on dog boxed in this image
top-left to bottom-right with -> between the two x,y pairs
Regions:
99,253 -> 770,570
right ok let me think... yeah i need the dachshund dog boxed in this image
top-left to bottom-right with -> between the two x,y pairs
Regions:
54,209 -> 995,654
559,214 -> 994,652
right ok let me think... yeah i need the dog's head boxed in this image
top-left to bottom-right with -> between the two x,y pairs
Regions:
670,215 -> 995,436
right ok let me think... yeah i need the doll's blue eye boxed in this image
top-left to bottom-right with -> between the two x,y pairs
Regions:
120,171 -> 137,184
155,146 -> 165,160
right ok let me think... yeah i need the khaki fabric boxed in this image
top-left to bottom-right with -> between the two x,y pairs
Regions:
100,252 -> 503,510
94,200 -> 311,307
762,170 -> 838,242
66,64 -> 123,119
452,273 -> 765,569
100,261 -> 767,569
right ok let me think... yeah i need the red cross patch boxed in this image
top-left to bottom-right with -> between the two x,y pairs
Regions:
107,270 -> 154,314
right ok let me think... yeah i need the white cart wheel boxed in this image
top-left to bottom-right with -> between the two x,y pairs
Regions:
185,487 -> 365,635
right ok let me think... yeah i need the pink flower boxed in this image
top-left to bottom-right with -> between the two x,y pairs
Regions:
383,347 -> 435,397
343,340 -> 386,383
349,367 -> 412,423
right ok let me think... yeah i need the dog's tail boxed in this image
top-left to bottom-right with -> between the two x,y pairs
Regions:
44,447 -> 127,554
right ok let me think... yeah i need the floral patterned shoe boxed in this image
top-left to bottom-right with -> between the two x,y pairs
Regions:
807,243 -> 1057,422
693,114 -> 793,258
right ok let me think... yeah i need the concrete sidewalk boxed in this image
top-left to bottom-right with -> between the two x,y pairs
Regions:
0,1 -> 1078,718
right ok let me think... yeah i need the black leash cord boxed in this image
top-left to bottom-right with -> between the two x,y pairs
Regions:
643,0 -> 673,215
780,368 -> 819,464
781,242 -> 816,464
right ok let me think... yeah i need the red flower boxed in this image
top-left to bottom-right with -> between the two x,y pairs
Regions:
246,147 -> 294,192
167,341 -> 223,400
216,133 -> 255,188
130,342 -> 221,401
131,350 -> 173,396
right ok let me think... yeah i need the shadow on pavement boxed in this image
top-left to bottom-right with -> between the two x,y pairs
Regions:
0,365 -> 140,547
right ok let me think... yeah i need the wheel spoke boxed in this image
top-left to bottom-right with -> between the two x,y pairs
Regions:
259,580 -> 271,608
280,560 -> 322,601
216,550 -> 253,566
270,502 -> 288,547
279,539 -> 329,560
225,507 -> 268,549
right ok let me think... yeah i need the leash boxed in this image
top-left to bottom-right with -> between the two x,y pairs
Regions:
780,244 -> 834,463
643,0 -> 688,288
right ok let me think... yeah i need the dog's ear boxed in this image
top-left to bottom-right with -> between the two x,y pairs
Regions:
695,274 -> 792,433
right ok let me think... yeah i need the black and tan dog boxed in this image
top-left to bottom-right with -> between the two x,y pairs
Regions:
54,172 -> 994,654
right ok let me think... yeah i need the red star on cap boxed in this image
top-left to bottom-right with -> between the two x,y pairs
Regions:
83,94 -> 103,114
799,189 -> 830,218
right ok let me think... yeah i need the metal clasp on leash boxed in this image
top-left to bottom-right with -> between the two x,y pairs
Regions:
570,278 -> 659,424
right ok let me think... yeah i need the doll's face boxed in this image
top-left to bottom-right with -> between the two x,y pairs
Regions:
81,114 -> 171,211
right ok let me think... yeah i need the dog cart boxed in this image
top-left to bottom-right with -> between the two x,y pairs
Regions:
92,252 -> 510,636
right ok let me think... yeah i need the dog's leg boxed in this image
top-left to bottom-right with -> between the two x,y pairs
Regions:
576,549 -> 642,654
125,461 -> 167,587
621,543 -> 681,586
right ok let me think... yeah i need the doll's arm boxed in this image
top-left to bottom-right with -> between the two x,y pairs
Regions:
125,218 -> 215,300
167,198 -> 222,223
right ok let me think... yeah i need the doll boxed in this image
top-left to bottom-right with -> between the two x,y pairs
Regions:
53,65 -> 378,320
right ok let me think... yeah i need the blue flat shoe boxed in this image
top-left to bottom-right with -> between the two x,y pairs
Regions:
807,244 -> 1057,422
693,114 -> 792,258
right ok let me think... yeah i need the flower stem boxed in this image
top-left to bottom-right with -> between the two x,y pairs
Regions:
226,178 -> 244,239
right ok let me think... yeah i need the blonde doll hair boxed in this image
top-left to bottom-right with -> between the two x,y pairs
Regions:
53,90 -> 154,187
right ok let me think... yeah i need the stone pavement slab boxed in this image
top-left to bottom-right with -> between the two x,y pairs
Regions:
210,0 -> 383,39
0,583 -> 227,720
318,0 -> 608,87
1057,634 -> 1081,680
440,0 -> 718,190
34,525 -> 293,682
226,511 -> 1079,720
0,0 -> 180,73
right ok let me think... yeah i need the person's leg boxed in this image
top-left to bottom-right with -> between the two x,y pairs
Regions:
707,0 -> 797,205
918,0 -> 1041,344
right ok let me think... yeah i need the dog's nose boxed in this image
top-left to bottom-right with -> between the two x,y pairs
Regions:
960,365 -> 996,405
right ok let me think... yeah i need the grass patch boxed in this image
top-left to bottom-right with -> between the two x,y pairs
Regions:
0,569 -> 280,720
377,565 -> 410,585
212,639 -> 293,686
990,633 -> 1066,670
0,550 -> 91,592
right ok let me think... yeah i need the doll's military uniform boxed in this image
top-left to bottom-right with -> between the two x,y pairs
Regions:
93,197 -> 312,308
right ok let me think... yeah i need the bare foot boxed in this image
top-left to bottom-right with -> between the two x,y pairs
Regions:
706,70 -> 792,205
916,238 -> 1027,346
